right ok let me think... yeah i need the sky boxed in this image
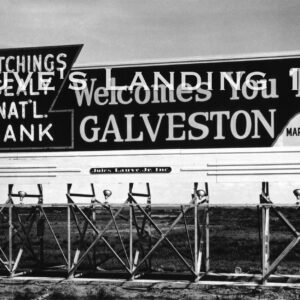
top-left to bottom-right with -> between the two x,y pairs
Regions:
1,0 -> 300,66
0,0 -> 300,204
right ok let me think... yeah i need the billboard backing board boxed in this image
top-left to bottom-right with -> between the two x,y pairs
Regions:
0,45 -> 300,152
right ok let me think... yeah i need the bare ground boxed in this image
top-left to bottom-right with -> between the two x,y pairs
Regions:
1,279 -> 300,300
1,207 -> 300,299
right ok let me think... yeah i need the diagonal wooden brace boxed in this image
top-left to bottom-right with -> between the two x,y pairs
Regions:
129,196 -> 196,277
67,199 -> 129,278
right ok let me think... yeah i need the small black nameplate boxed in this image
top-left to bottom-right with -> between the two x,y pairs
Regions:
90,167 -> 171,174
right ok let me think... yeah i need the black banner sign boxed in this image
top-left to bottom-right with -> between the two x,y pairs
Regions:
90,167 -> 172,174
1,45 -> 300,151
0,45 -> 82,150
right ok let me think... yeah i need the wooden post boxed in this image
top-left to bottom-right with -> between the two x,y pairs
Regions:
262,205 -> 270,284
37,184 -> 44,269
205,182 -> 210,273
194,183 -> 199,281
8,204 -> 12,276
129,200 -> 133,279
129,183 -> 134,277
146,183 -> 152,272
67,205 -> 71,273
92,204 -> 97,269
205,207 -> 210,272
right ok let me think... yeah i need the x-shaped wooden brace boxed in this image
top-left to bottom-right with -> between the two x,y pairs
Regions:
67,184 -> 130,274
128,194 -> 197,278
67,194 -> 132,278
67,183 -> 155,279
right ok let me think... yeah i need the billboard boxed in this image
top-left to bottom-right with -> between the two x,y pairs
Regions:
1,45 -> 300,152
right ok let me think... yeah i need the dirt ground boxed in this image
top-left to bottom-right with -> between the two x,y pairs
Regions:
1,279 -> 300,300
1,207 -> 300,299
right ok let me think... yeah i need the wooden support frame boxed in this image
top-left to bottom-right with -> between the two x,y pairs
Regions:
65,182 -> 199,280
259,181 -> 300,284
1,181 -> 300,286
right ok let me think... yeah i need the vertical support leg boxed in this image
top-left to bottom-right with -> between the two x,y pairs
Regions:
197,206 -> 208,281
262,205 -> 270,284
147,192 -> 152,272
129,183 -> 152,275
204,182 -> 210,273
8,204 -> 13,277
67,205 -> 71,274
129,201 -> 134,279
266,207 -> 270,273
37,184 -> 44,269
205,207 -> 210,272
92,205 -> 97,270
194,184 -> 199,282
262,206 -> 265,278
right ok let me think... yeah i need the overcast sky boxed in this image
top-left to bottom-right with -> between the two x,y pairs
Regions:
1,0 -> 300,65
